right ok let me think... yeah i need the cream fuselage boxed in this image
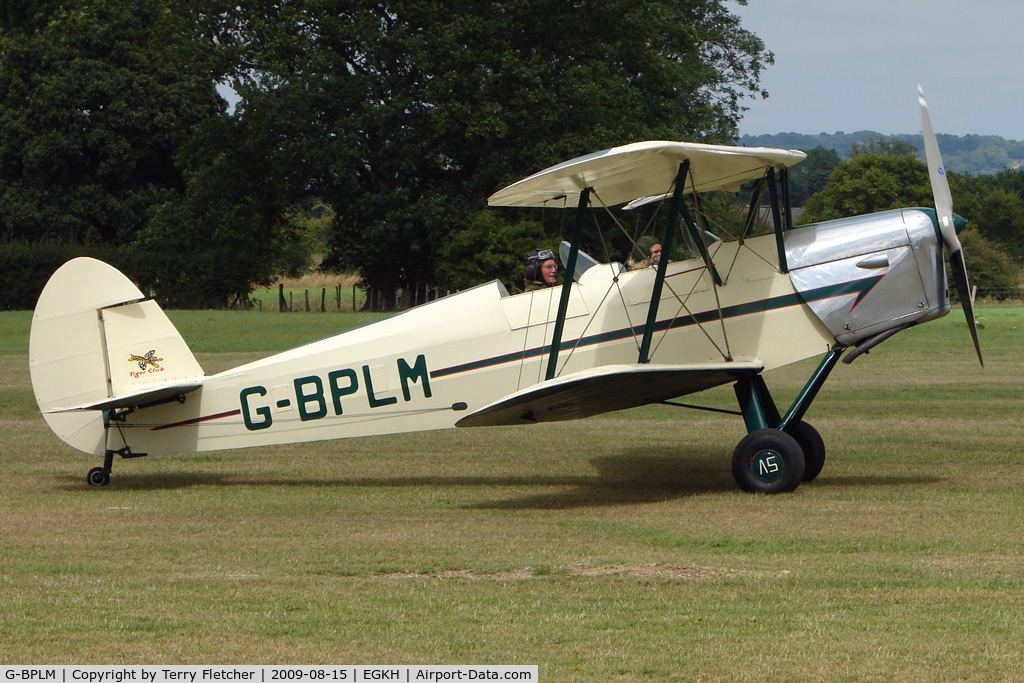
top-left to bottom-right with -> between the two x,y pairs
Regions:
109,230 -> 836,457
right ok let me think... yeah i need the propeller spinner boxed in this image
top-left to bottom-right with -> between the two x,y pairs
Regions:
918,85 -> 983,366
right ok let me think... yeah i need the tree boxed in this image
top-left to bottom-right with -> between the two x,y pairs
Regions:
787,146 -> 840,206
1,0 -> 776,309
0,0 -> 324,307
223,0 -> 773,306
994,167 -> 1024,201
0,0 -> 227,244
972,186 -> 1024,261
438,211 -> 550,293
959,228 -> 1021,299
849,136 -> 918,158
135,111 -> 312,307
799,153 -> 932,223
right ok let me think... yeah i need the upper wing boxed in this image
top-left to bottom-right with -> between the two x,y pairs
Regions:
455,361 -> 762,427
487,141 -> 805,208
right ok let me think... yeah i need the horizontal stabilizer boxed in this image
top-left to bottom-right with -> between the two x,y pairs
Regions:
50,379 -> 204,413
456,361 -> 762,428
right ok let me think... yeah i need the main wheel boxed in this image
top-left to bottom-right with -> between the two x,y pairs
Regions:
731,429 -> 805,494
86,467 -> 110,487
785,420 -> 826,482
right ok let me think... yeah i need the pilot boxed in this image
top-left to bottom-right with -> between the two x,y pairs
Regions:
524,248 -> 558,292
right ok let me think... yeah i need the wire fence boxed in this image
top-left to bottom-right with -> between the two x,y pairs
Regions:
247,283 -> 448,312
962,291 -> 1024,306
241,283 -> 1024,313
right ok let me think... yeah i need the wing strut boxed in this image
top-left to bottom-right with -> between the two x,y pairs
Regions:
545,187 -> 591,380
638,161 -> 688,363
780,167 -> 795,230
766,168 -> 789,273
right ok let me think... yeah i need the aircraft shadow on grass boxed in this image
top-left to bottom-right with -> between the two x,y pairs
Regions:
56,447 -> 940,509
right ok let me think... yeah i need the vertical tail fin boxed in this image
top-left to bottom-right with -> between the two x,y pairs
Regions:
29,258 -> 204,454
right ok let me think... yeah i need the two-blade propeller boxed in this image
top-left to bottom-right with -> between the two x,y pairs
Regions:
918,85 -> 983,366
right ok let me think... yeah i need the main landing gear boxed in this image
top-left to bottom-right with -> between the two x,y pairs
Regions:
730,347 -> 842,494
731,421 -> 826,494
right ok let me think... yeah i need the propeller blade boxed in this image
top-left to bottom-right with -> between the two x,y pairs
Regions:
950,249 -> 983,366
919,85 -> 983,366
918,86 -> 959,252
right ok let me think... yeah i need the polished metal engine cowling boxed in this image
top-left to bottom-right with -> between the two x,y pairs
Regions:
786,209 -> 949,346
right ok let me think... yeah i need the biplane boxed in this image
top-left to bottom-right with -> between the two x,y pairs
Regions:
29,88 -> 981,493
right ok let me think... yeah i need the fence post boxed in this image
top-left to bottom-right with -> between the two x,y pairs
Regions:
279,284 -> 287,312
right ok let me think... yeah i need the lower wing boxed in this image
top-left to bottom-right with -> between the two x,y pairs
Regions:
456,361 -> 762,427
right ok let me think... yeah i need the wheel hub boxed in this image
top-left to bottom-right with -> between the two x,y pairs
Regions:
750,449 -> 784,483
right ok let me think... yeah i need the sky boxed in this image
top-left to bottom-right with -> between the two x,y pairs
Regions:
731,0 -> 1024,140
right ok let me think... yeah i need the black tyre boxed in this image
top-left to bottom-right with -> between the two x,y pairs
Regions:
785,420 -> 826,482
731,429 -> 805,494
86,467 -> 110,487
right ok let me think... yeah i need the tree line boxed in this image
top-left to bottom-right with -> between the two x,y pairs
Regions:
0,0 -> 771,309
743,131 -> 1024,177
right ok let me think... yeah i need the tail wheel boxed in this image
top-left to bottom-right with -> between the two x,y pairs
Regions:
785,420 -> 826,482
732,429 -> 805,494
86,467 -> 110,487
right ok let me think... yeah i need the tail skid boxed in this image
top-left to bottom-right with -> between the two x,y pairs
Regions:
29,258 -> 204,459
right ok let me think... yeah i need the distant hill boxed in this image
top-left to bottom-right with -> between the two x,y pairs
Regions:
740,131 -> 1024,176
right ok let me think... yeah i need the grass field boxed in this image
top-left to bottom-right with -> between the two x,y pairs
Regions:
2,306 -> 1023,679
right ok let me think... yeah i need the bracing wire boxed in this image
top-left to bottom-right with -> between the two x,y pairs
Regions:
687,172 -> 733,360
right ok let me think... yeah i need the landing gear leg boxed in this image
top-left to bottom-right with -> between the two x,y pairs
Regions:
86,449 -> 115,487
730,347 -> 843,493
733,376 -> 805,493
85,446 -> 148,487
86,409 -> 148,487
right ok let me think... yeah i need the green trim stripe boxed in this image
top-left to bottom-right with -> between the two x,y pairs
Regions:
430,276 -> 883,380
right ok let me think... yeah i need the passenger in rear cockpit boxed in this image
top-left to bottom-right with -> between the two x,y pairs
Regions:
524,248 -> 558,292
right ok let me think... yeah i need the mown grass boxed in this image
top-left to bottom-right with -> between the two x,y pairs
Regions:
1,307 -> 1023,680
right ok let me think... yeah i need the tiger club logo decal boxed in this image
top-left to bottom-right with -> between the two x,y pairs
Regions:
128,350 -> 165,378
